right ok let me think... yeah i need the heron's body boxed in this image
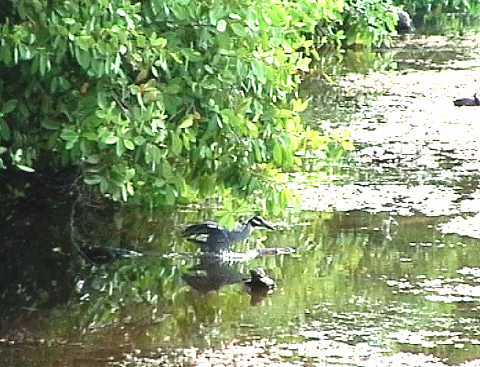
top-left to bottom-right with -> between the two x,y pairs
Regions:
181,216 -> 274,252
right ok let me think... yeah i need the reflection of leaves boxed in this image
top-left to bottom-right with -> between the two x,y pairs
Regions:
74,258 -> 187,328
9,200 -> 480,360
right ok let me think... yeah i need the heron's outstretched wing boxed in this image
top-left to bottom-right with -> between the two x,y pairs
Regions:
182,221 -> 230,251
182,221 -> 222,238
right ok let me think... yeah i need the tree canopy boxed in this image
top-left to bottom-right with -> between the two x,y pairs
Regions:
0,0 -> 399,211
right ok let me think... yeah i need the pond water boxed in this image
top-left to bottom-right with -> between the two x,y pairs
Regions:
3,32 -> 480,367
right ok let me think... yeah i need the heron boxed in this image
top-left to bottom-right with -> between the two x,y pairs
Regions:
181,215 -> 275,252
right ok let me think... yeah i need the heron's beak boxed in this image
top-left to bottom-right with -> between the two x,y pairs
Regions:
262,220 -> 275,230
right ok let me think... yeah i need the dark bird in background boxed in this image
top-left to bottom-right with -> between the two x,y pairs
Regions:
453,93 -> 480,106
181,216 -> 275,253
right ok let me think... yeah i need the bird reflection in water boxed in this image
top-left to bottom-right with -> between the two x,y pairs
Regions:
182,255 -> 277,305
182,256 -> 244,294
243,268 -> 276,306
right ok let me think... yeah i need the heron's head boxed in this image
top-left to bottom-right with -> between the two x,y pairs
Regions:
248,216 -> 275,230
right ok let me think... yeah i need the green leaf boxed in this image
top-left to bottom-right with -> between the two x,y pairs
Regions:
178,115 -> 194,129
164,184 -> 176,205
99,177 -> 109,194
151,144 -> 162,163
83,132 -> 98,141
16,164 -> 35,172
0,43 -> 12,64
145,143 -> 153,164
272,142 -> 283,165
121,184 -> 128,201
171,133 -> 182,155
91,59 -> 104,76
102,135 -> 119,144
65,139 -> 77,150
231,23 -> 246,37
116,139 -> 125,157
60,128 -> 79,142
1,99 -> 17,114
123,139 -> 135,150
161,161 -> 173,180
41,119 -> 61,130
280,188 -> 288,208
39,53 -> 46,76
84,175 -> 102,185
253,144 -> 262,162
76,48 -> 90,69
134,136 -> 146,146
216,19 -> 227,32
0,120 -> 11,140
85,155 -> 100,164
165,80 -> 182,95
151,37 -> 167,48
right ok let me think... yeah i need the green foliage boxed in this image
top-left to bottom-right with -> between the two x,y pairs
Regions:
313,0 -> 398,49
396,0 -> 480,34
395,0 -> 480,14
342,0 -> 397,47
0,0 -> 350,210
394,0 -> 480,35
0,0 -> 403,210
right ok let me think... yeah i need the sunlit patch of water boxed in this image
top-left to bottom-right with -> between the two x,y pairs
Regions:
297,34 -> 480,228
285,32 -> 480,365
440,213 -> 480,239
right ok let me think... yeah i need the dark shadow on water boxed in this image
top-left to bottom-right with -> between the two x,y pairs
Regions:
0,193 -> 290,365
